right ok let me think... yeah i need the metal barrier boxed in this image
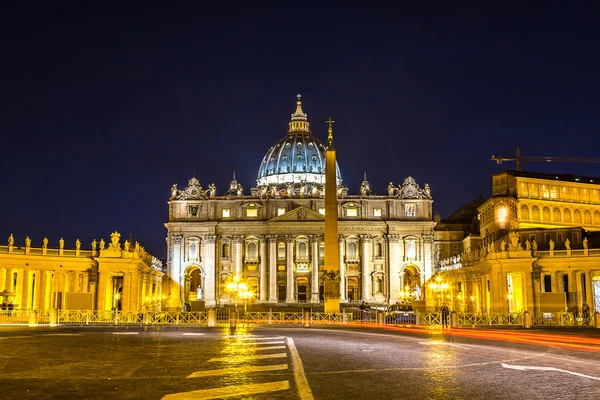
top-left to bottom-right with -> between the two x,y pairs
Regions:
1,309 -> 595,328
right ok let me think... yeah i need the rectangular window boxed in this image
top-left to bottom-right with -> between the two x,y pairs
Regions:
188,205 -> 199,218
246,209 -> 257,217
544,233 -> 550,243
278,265 -> 286,271
557,233 -> 563,243
222,209 -> 230,218
277,208 -> 286,216
346,208 -> 358,217
318,208 -> 325,215
529,234 -> 535,242
543,275 -> 552,292
405,204 -> 416,217
373,208 -> 382,217
573,232 -> 580,243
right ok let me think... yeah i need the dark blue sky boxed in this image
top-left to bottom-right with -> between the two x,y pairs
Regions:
2,3 -> 599,258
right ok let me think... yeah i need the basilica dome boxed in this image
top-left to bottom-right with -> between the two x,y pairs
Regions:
256,96 -> 342,188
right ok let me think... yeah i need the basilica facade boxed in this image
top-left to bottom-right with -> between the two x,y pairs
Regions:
165,97 -> 436,310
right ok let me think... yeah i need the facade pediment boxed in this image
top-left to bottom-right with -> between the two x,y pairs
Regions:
268,206 -> 324,222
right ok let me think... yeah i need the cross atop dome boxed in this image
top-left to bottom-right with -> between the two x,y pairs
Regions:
288,94 -> 310,134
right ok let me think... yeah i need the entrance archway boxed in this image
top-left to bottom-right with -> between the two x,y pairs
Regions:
184,266 -> 202,307
402,265 -> 421,299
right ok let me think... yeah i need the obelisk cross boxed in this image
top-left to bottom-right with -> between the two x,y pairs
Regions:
326,117 -> 335,147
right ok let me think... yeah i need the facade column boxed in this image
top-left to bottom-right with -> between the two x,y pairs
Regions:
268,236 -> 278,303
339,235 -> 346,302
286,236 -> 294,303
259,236 -> 267,302
422,234 -> 434,282
233,236 -> 243,277
203,235 -> 217,307
310,236 -> 319,302
387,235 -> 401,304
167,235 -> 183,310
360,235 -> 372,301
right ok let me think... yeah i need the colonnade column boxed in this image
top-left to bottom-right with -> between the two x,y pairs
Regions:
286,236 -> 294,303
551,271 -> 560,293
233,236 -> 243,277
360,235 -> 372,301
310,236 -> 319,302
203,236 -> 217,307
339,235 -> 346,302
259,237 -> 267,302
268,236 -> 277,303
586,271 -> 595,309
0,267 -> 6,292
387,235 -> 400,304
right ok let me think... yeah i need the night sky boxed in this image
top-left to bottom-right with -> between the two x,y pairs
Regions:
2,3 -> 599,259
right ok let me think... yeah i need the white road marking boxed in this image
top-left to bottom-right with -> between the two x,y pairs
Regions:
187,364 -> 288,378
229,340 -> 285,346
207,353 -> 287,362
162,381 -> 289,399
112,332 -> 139,335
235,336 -> 285,341
501,363 -> 600,381
40,333 -> 82,336
182,333 -> 205,336
0,336 -> 31,340
287,337 -> 315,400
419,341 -> 470,350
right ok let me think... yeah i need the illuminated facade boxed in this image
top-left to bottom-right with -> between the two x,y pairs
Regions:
434,171 -> 600,315
165,96 -> 436,310
0,232 -> 164,312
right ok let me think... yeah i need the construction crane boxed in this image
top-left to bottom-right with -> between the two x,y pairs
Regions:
491,146 -> 600,171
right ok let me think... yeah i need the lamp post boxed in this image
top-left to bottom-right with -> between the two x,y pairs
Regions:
429,275 -> 449,309
399,285 -> 411,302
226,275 -> 253,313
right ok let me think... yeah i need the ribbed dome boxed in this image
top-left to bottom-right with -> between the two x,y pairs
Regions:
256,95 -> 342,187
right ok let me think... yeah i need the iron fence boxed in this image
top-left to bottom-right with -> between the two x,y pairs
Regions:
0,309 -> 595,328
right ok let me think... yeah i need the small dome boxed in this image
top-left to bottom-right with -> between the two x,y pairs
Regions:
256,95 -> 342,187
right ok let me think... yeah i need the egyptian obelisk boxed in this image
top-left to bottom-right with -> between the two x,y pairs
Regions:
323,117 -> 340,314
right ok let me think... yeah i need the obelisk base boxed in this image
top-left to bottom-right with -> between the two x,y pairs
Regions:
323,280 -> 341,314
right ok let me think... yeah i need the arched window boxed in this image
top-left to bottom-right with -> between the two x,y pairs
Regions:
278,243 -> 286,259
553,208 -> 561,223
520,205 -> 530,220
595,211 -> 600,226
574,209 -> 582,224
406,240 -> 416,260
347,242 -> 357,258
532,206 -> 540,220
564,209 -> 572,223
374,242 -> 382,257
222,243 -> 230,258
247,242 -> 257,259
189,242 -> 198,260
584,210 -> 592,224
542,207 -> 550,221
298,241 -> 307,258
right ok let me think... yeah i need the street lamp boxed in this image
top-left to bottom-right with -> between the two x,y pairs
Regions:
399,285 -> 411,302
226,275 -> 253,312
429,275 -> 449,309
